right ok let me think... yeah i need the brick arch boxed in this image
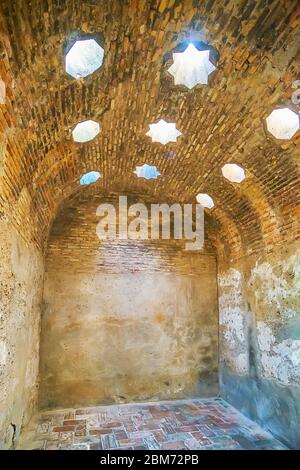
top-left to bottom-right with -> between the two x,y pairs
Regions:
0,0 -> 299,256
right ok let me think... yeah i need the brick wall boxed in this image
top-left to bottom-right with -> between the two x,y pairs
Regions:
39,193 -> 219,408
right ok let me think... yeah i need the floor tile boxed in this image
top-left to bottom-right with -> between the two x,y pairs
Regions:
19,398 -> 288,450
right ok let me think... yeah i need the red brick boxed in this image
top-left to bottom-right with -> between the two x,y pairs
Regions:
89,429 -> 113,435
52,426 -> 75,432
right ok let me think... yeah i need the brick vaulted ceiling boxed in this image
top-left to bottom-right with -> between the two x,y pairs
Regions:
0,0 -> 299,257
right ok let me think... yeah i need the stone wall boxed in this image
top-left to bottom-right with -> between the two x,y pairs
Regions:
218,240 -> 300,449
39,194 -> 219,409
0,217 -> 43,449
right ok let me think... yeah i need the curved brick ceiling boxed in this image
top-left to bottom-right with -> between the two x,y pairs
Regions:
0,0 -> 299,256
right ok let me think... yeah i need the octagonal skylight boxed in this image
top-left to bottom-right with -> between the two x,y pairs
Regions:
65,39 -> 104,79
134,164 -> 160,180
168,43 -> 216,89
222,164 -> 245,183
146,119 -> 182,145
266,108 -> 299,140
72,120 -> 100,143
80,171 -> 101,185
196,193 -> 214,209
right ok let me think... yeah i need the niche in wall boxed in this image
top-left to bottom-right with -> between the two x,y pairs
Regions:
39,193 -> 219,408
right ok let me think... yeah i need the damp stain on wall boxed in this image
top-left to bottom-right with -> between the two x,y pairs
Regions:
218,242 -> 300,449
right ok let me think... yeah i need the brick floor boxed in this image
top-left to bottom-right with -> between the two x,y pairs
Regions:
19,398 -> 287,450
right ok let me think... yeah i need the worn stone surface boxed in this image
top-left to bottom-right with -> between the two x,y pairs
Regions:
40,194 -> 218,409
218,240 -> 300,449
0,218 -> 44,449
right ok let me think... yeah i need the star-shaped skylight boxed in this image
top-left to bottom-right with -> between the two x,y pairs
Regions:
168,43 -> 216,89
146,119 -> 182,145
134,164 -> 160,180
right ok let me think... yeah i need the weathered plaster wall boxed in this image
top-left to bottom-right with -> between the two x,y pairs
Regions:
39,195 -> 218,409
0,217 -> 44,449
218,241 -> 300,449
